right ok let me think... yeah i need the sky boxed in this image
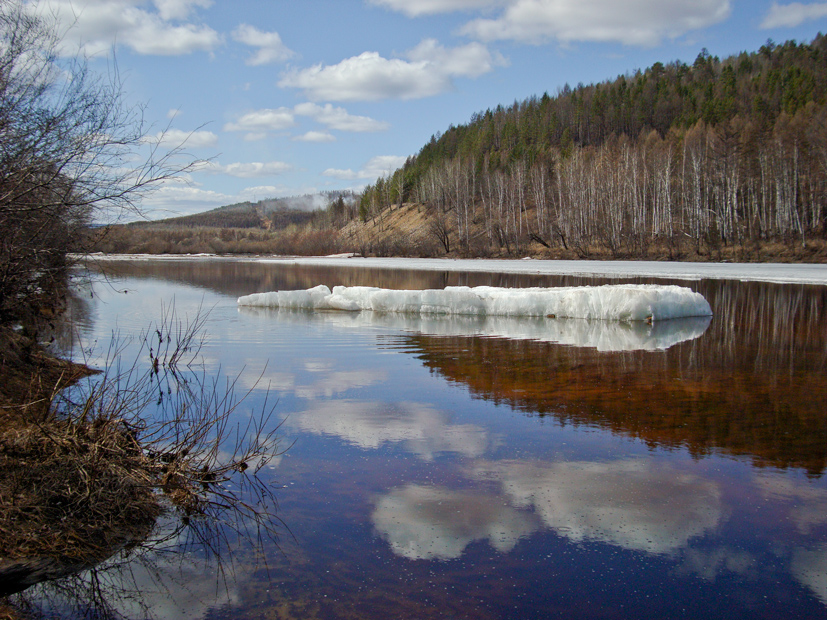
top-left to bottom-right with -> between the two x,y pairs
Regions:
25,0 -> 827,218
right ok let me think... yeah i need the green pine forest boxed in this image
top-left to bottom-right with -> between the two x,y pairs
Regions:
355,35 -> 827,259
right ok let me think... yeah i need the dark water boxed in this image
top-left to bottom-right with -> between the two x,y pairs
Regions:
30,258 -> 827,619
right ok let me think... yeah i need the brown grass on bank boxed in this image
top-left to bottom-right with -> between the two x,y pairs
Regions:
0,308 -> 283,599
0,409 -> 162,595
89,223 -> 342,256
338,203 -> 827,262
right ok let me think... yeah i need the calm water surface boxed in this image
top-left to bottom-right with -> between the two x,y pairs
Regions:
36,258 -> 827,619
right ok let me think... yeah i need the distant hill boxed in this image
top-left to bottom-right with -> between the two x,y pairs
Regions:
131,192 -> 352,230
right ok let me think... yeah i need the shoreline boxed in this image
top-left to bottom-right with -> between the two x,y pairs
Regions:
80,253 -> 827,286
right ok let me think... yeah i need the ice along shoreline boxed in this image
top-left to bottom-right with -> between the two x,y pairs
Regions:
84,254 -> 827,286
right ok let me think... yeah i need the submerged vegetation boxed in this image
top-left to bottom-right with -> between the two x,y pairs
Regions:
0,303 -> 284,604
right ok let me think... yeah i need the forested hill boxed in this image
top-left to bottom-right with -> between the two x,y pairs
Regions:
358,36 -> 827,259
419,36 -> 827,164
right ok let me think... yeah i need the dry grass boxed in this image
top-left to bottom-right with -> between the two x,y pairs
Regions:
0,306 -> 284,600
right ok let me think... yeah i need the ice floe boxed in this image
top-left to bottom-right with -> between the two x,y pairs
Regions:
237,284 -> 712,322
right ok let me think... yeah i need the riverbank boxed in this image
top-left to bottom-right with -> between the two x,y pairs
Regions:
0,313 -> 280,604
89,202 -> 827,265
0,328 -> 161,598
84,253 -> 827,286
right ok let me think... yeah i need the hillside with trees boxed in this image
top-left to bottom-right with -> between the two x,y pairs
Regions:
354,35 -> 827,261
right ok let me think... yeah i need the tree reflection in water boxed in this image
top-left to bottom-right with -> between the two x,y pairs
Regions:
397,281 -> 826,475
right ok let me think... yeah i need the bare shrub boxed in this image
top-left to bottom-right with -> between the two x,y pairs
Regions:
0,305 -> 284,598
0,2 -> 201,327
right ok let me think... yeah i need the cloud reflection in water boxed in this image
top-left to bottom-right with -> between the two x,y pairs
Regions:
475,459 -> 723,555
293,400 -> 488,460
791,545 -> 827,605
372,458 -> 724,563
372,484 -> 540,560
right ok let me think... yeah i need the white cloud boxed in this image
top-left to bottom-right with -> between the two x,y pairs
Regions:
150,128 -> 218,148
761,2 -> 827,28
280,52 -> 446,101
369,0 -> 503,16
361,154 -> 408,178
460,0 -> 732,47
227,104 -> 387,140
292,131 -> 337,143
207,161 -> 293,178
232,24 -> 295,65
322,155 -> 407,180
223,108 -> 295,132
153,0 -> 212,21
137,184 -> 233,216
129,21 -> 220,55
323,168 -> 361,180
30,0 -> 221,56
239,185 -> 293,198
294,103 -> 389,132
408,38 -> 506,78
279,40 -> 501,101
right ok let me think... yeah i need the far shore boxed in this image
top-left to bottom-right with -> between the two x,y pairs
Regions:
79,253 -> 827,286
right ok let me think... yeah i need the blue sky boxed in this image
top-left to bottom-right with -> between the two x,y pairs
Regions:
28,1 -> 827,218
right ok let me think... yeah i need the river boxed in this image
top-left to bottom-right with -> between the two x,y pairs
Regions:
25,256 -> 827,619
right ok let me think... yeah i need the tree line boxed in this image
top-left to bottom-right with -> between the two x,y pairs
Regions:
357,35 -> 827,258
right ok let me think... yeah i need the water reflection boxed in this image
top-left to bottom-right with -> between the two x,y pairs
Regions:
294,400 -> 488,460
400,332 -> 827,475
753,475 -> 827,534
372,458 -> 722,562
372,484 -> 540,560
791,545 -> 827,604
475,459 -> 721,555
20,520 -> 243,620
48,258 -> 826,619
240,306 -> 711,352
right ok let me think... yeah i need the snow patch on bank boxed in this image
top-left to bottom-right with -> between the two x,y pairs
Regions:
237,284 -> 712,322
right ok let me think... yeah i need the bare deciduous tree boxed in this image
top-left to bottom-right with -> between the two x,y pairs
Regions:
0,1 -> 200,325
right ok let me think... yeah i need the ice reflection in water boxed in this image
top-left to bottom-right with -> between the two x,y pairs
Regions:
239,305 -> 712,352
